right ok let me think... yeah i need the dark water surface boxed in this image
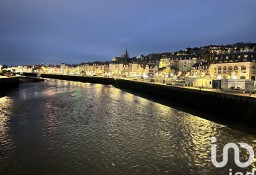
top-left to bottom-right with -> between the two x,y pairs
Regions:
1,79 -> 256,175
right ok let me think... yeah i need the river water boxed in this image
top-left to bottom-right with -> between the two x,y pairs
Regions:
0,79 -> 256,175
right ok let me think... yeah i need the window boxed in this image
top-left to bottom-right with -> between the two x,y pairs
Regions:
223,66 -> 227,73
218,66 -> 222,73
228,66 -> 233,74
252,66 -> 256,74
234,66 -> 238,73
241,65 -> 246,73
214,67 -> 217,73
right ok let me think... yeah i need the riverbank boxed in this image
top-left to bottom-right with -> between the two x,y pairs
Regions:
39,74 -> 255,125
39,74 -> 256,128
0,77 -> 19,91
41,74 -> 114,85
117,79 -> 256,125
0,76 -> 46,92
19,76 -> 45,84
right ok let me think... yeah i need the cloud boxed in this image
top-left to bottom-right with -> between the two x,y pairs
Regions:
0,0 -> 256,66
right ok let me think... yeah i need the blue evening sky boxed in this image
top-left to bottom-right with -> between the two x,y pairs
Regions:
0,0 -> 256,66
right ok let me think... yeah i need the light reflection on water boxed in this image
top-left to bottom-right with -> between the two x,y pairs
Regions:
0,96 -> 16,173
0,96 -> 13,137
0,79 -> 256,175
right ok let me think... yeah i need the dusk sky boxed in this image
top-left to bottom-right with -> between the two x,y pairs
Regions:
0,0 -> 256,66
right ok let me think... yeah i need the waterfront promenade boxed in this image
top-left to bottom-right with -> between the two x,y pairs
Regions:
121,77 -> 256,99
2,74 -> 255,99
0,76 -> 8,78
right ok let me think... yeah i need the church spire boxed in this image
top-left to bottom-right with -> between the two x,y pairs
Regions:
124,48 -> 129,60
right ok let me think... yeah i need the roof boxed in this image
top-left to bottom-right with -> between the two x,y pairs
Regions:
192,63 -> 200,67
213,52 -> 256,63
169,54 -> 199,60
192,62 -> 208,67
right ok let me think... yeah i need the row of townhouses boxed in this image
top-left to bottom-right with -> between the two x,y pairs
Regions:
7,44 -> 256,92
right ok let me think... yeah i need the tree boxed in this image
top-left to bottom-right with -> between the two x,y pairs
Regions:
0,64 -> 7,74
1,64 -> 8,69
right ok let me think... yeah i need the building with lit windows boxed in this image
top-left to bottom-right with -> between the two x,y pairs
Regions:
191,61 -> 209,77
209,52 -> 256,80
159,58 -> 172,68
159,55 -> 198,73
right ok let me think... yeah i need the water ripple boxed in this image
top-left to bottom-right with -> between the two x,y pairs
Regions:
0,79 -> 255,175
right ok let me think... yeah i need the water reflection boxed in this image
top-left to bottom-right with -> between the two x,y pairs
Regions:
0,96 -> 13,137
0,96 -> 15,172
0,79 -> 256,175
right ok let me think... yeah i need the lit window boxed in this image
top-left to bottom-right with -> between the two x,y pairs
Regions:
241,65 -> 246,73
223,66 -> 227,73
218,66 -> 222,73
228,66 -> 233,73
241,65 -> 246,70
234,66 -> 238,72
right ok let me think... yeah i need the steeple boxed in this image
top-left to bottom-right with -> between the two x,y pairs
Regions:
123,48 -> 129,60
